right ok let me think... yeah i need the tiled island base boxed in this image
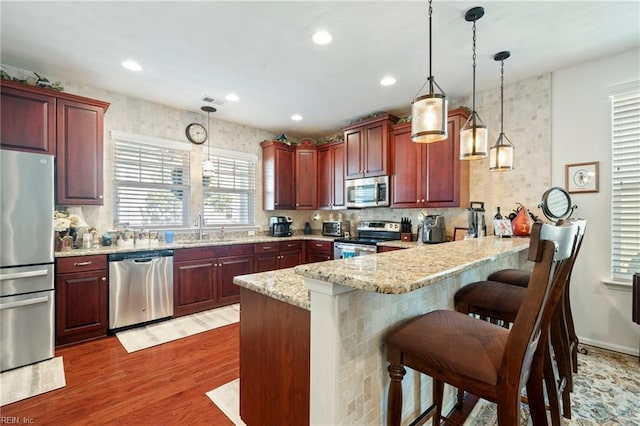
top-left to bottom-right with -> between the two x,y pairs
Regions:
235,237 -> 529,425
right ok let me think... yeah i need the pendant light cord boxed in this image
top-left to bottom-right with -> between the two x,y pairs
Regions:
500,59 -> 504,135
428,0 -> 433,91
471,19 -> 477,131
207,110 -> 211,161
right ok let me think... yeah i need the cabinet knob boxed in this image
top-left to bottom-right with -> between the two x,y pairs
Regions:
296,203 -> 299,206
416,199 -> 420,203
422,199 -> 425,203
101,277 -> 106,281
99,195 -> 103,199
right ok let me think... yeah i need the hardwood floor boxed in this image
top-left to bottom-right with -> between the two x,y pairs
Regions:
3,321 -> 478,425
2,324 -> 239,425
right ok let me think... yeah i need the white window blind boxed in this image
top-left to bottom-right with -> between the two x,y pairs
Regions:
203,151 -> 256,226
611,88 -> 640,281
113,134 -> 190,228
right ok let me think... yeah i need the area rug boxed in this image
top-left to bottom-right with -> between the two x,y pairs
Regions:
206,378 -> 246,426
0,357 -> 66,406
116,303 -> 239,353
463,345 -> 640,425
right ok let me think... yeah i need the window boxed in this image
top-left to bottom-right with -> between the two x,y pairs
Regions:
610,84 -> 640,281
202,148 -> 256,226
112,131 -> 190,228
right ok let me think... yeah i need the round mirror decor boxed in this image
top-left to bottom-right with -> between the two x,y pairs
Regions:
538,187 -> 577,221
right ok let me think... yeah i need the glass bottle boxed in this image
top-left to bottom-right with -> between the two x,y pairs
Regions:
494,207 -> 502,236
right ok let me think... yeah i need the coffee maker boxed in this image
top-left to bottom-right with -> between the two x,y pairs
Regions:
467,201 -> 487,238
422,215 -> 446,244
269,216 -> 292,237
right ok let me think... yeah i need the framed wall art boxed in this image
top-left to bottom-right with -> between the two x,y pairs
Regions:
565,161 -> 599,193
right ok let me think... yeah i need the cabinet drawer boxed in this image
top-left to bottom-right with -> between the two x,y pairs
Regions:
56,255 -> 107,273
254,242 -> 280,254
174,247 -> 216,262
279,240 -> 302,251
212,244 -> 253,257
307,240 -> 332,252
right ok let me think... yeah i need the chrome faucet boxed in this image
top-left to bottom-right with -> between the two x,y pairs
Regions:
194,212 -> 204,240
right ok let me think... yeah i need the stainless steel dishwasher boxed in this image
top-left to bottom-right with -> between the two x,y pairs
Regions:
108,250 -> 173,330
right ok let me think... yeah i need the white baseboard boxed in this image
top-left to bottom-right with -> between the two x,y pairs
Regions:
578,336 -> 639,357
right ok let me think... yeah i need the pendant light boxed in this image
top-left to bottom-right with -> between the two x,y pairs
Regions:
489,51 -> 515,171
201,106 -> 216,177
460,6 -> 488,160
411,0 -> 448,143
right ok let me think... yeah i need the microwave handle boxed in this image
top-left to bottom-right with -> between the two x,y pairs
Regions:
375,182 -> 380,205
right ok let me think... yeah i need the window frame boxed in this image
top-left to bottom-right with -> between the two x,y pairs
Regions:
111,130 -> 192,229
609,82 -> 640,282
202,147 -> 257,228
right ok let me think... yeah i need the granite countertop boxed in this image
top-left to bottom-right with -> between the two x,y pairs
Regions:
295,237 -> 530,295
54,234 -> 335,258
234,268 -> 311,311
233,237 -> 529,308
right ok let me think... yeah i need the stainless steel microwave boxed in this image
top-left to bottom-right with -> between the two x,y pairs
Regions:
345,175 -> 390,208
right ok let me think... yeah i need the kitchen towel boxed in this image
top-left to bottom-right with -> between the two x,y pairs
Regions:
115,304 -> 239,353
0,357 -> 66,406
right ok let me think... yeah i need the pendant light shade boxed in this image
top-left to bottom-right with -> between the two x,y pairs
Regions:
201,106 -> 216,177
489,51 -> 514,171
411,0 -> 448,143
460,6 -> 488,160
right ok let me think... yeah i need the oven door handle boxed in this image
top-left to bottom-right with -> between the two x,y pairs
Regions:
0,295 -> 50,310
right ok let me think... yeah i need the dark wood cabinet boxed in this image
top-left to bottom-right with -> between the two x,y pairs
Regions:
390,108 -> 470,208
295,142 -> 317,210
0,82 -> 56,155
305,239 -> 333,263
261,140 -> 295,210
56,99 -> 106,205
0,80 -> 109,206
254,240 -> 303,273
174,245 -> 253,317
343,113 -> 398,180
317,141 -> 345,210
55,255 -> 108,346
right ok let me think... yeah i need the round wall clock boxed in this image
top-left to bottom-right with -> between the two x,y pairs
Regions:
186,123 -> 207,144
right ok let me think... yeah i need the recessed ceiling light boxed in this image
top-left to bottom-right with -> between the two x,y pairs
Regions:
380,76 -> 396,86
121,60 -> 142,71
312,31 -> 332,45
291,114 -> 303,121
225,93 -> 239,102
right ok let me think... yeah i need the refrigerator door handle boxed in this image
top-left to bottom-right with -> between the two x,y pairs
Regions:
0,295 -> 50,310
0,269 -> 50,281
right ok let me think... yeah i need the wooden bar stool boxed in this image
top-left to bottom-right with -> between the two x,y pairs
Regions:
453,219 -> 586,423
385,222 -> 578,426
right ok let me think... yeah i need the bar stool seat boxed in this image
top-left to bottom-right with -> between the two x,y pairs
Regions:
487,269 -> 530,287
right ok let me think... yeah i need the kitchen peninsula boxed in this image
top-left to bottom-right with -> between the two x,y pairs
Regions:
234,236 -> 530,425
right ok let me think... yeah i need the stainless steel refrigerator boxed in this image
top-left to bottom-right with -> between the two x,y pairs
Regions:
0,149 -> 55,372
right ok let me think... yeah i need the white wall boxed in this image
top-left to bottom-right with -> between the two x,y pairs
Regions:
552,48 -> 640,356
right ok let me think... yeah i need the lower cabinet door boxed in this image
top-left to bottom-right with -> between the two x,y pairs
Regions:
55,270 -> 107,346
217,255 -> 253,304
173,259 -> 216,317
279,250 -> 303,269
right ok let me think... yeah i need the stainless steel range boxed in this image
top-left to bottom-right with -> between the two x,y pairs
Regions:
333,220 -> 401,259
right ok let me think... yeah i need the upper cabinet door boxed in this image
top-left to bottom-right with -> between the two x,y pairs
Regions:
56,99 -> 106,205
1,84 -> 56,155
261,140 -> 295,210
295,144 -> 317,210
344,128 -> 363,179
390,124 -> 423,208
362,121 -> 388,177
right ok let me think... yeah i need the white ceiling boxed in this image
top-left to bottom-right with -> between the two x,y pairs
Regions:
2,1 -> 639,137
